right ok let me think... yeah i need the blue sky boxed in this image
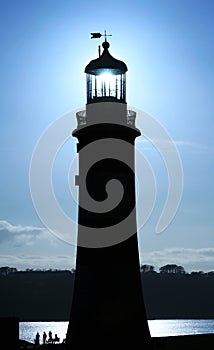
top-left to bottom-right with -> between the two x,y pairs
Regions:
0,0 -> 213,272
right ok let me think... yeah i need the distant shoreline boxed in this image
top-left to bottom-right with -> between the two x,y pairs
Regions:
1,271 -> 214,320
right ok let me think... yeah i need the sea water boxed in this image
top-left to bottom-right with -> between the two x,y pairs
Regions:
20,319 -> 214,343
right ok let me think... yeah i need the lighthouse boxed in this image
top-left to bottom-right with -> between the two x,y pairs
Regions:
66,34 -> 153,348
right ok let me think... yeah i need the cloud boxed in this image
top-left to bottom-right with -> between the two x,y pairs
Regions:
0,220 -> 43,233
0,220 -> 49,246
0,222 -> 213,272
1,247 -> 213,272
0,220 -> 76,269
140,247 -> 214,272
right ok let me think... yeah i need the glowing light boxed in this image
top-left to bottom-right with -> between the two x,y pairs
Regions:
89,71 -> 124,100
96,72 -> 117,97
99,72 -> 115,86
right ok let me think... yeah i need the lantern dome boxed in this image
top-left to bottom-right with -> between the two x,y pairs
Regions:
85,41 -> 127,104
85,41 -> 128,75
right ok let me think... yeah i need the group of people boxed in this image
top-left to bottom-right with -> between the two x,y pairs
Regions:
35,330 -> 60,345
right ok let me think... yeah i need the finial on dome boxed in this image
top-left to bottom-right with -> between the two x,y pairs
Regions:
102,41 -> 110,50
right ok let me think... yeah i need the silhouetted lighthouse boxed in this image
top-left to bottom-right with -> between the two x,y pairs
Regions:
66,34 -> 153,348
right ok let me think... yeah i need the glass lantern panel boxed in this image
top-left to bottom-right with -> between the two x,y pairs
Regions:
87,73 -> 126,103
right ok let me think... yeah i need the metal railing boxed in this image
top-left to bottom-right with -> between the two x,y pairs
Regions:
76,109 -> 136,128
76,110 -> 87,128
127,110 -> 136,127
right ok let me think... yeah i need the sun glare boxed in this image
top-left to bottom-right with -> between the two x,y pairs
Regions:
99,72 -> 115,85
95,72 -> 117,97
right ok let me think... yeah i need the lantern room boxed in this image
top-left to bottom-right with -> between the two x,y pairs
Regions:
85,40 -> 128,104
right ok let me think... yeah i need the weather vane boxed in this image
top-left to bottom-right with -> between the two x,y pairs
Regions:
91,30 -> 112,41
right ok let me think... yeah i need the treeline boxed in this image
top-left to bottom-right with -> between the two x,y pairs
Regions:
0,266 -> 75,276
140,264 -> 214,276
0,264 -> 214,276
0,265 -> 214,320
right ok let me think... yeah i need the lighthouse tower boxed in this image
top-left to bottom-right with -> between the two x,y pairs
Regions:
66,35 -> 152,348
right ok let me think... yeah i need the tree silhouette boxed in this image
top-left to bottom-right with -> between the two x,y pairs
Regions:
140,265 -> 155,273
159,264 -> 186,274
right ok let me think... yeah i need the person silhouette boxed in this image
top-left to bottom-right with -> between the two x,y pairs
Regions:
48,331 -> 52,343
54,333 -> 59,342
35,332 -> 40,345
43,331 -> 47,344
